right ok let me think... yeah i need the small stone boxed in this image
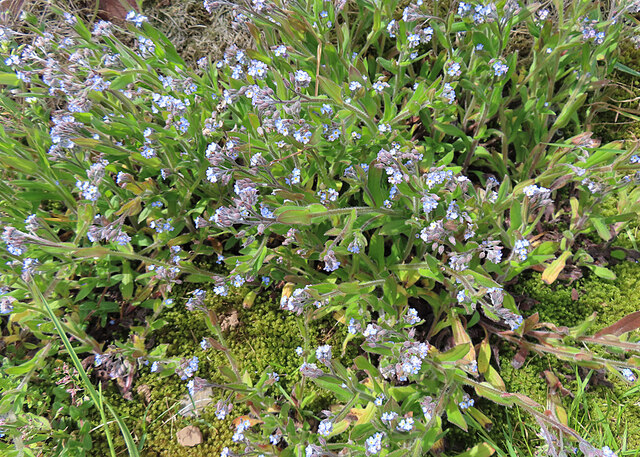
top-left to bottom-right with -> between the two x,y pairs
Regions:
177,425 -> 203,447
178,387 -> 214,417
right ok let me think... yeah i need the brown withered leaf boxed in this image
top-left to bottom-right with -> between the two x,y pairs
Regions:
594,310 -> 640,338
571,288 -> 579,301
511,345 -> 529,370
0,0 -> 25,15
95,0 -> 138,22
543,370 -> 573,397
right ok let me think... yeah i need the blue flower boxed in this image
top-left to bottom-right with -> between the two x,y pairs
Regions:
269,431 -> 282,445
405,308 -> 420,325
126,11 -> 148,27
492,60 -> 509,77
247,59 -> 269,79
201,338 -> 212,350
232,275 -> 245,287
274,45 -> 288,57
514,239 -> 530,261
286,168 -> 301,185
348,318 -> 360,334
75,181 -> 100,201
181,356 -> 199,379
446,61 -> 461,77
315,344 -> 332,366
322,250 -> 340,272
347,239 -> 361,254
459,395 -> 475,409
622,368 -> 636,382
214,285 -> 229,296
372,81 -> 390,93
318,420 -> 333,436
365,432 -> 384,454
381,411 -> 397,423
396,417 -> 414,432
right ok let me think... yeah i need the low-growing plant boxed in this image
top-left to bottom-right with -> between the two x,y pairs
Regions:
0,1 -> 640,456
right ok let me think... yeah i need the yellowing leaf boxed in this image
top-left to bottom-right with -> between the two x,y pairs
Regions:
232,415 -> 263,427
350,402 -> 376,425
453,442 -> 495,457
477,339 -> 491,374
115,197 -> 142,217
541,251 -> 571,284
451,313 -> 475,363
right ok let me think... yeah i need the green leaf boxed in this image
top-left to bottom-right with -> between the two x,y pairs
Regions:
318,76 -> 342,103
252,245 -> 268,274
354,355 -> 380,378
614,62 -> 640,78
553,93 -> 587,129
485,365 -> 506,390
274,206 -> 312,225
247,113 -> 261,130
312,376 -> 353,402
592,265 -> 616,281
611,250 -> 626,260
433,122 -> 471,148
591,217 -> 612,241
362,342 -> 393,357
446,398 -> 468,431
366,166 -> 384,207
5,359 -> 37,375
473,383 -> 514,406
509,200 -> 522,231
434,344 -> 470,362
0,72 -> 19,85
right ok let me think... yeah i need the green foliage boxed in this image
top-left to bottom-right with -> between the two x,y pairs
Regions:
0,1 -> 639,457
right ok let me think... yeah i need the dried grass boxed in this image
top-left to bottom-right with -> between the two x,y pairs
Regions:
142,0 -> 253,64
0,0 -> 252,65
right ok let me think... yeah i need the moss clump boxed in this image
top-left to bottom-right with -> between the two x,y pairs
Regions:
89,284 -> 357,456
511,273 -> 595,327
489,261 -> 640,453
511,261 -> 640,332
591,37 -> 640,143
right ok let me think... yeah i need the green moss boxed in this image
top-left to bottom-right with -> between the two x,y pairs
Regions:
487,262 -> 640,453
592,38 -> 640,143
88,284 -> 357,456
511,273 -> 593,327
